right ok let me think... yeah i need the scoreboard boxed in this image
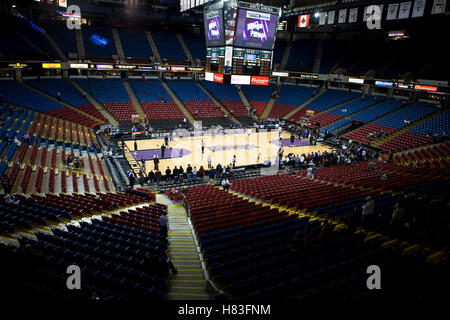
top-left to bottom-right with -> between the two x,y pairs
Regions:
204,1 -> 280,85
206,47 -> 225,73
232,48 -> 272,76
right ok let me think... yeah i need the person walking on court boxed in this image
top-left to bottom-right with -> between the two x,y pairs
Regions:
207,155 -> 212,169
141,156 -> 146,172
161,144 -> 166,158
164,135 -> 169,146
201,140 -> 205,155
153,154 -> 160,171
134,140 -> 138,152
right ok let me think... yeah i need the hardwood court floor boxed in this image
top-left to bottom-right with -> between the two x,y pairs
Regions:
125,131 -> 332,174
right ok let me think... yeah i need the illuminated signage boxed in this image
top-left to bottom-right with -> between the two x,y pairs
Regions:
272,71 -> 289,77
70,63 -> 89,69
231,75 -> 251,85
213,73 -> 224,83
171,66 -> 186,72
394,83 -> 414,89
251,76 -> 269,85
96,64 -> 114,70
42,63 -> 61,69
348,77 -> 364,84
205,72 -> 214,82
375,81 -> 393,87
116,65 -> 136,69
8,63 -> 28,69
186,67 -> 205,71
300,73 -> 319,79
414,85 -> 438,92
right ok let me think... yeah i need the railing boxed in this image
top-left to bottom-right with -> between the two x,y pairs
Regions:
178,192 -> 223,298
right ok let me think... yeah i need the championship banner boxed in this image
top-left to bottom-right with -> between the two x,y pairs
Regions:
411,0 -> 426,17
398,2 -> 412,19
319,12 -> 327,25
386,3 -> 399,20
338,9 -> 347,23
432,0 -> 447,14
327,10 -> 335,24
363,5 -> 383,21
348,8 -> 358,23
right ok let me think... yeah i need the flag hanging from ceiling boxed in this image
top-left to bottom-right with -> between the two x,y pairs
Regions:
224,2 -> 237,45
298,14 -> 310,28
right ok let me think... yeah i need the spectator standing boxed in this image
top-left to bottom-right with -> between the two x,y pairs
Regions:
207,155 -> 212,169
165,167 -> 171,182
221,178 -> 231,192
361,196 -> 375,228
153,154 -> 159,171
155,169 -> 161,185
193,167 -> 197,182
186,164 -> 193,182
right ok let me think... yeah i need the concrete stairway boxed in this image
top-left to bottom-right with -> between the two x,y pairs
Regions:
145,31 -> 161,62
111,28 -> 126,63
75,29 -> 85,59
320,98 -> 387,131
123,81 -> 147,121
379,56 -> 399,75
342,101 -> 413,139
282,88 -> 326,120
68,79 -> 119,128
314,94 -> 362,117
372,107 -> 449,148
236,85 -> 251,109
417,57 -> 438,79
280,39 -> 292,70
161,82 -> 195,124
14,30 -> 47,58
154,194 -> 212,300
330,44 -> 356,74
196,82 -> 240,124
19,81 -> 104,125
176,33 -> 195,65
312,40 -> 324,74
43,32 -> 67,61
260,96 -> 277,119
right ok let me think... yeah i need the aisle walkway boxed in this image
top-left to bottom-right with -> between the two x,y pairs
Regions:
156,194 -> 212,300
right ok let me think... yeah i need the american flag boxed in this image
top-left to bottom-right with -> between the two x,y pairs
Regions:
224,3 -> 237,45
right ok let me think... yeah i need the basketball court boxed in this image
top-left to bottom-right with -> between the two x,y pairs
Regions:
124,130 -> 332,174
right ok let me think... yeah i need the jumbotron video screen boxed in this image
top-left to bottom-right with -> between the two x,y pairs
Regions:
204,1 -> 280,85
